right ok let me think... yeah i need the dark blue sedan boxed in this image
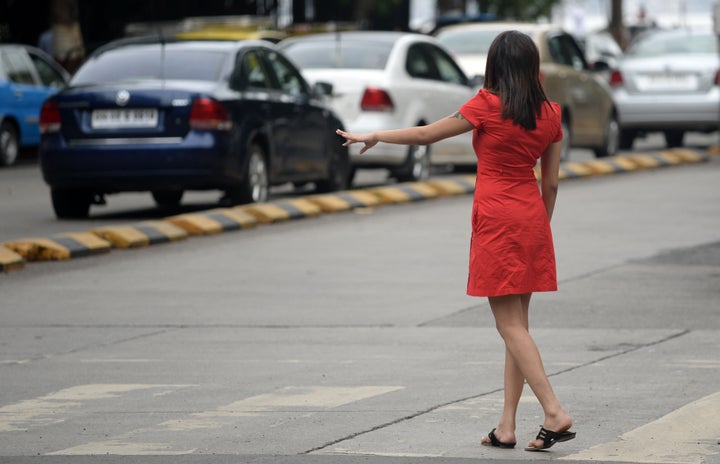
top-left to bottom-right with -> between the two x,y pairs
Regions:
1,44 -> 69,166
39,38 -> 350,218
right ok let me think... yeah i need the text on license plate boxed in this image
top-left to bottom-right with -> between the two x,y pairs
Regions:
91,109 -> 159,129
635,74 -> 697,91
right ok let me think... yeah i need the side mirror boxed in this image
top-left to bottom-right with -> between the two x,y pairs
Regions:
313,81 -> 334,98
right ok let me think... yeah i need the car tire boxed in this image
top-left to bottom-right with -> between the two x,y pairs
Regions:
664,130 -> 685,148
152,190 -> 184,208
316,140 -> 350,193
51,188 -> 92,219
227,143 -> 269,205
593,112 -> 620,158
619,129 -> 636,150
0,121 -> 19,167
394,143 -> 430,183
560,118 -> 571,162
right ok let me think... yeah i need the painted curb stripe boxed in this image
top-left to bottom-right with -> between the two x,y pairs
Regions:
5,233 -> 111,261
584,160 -> 621,175
305,194 -> 354,212
239,203 -> 291,223
0,245 -> 25,272
425,178 -> 474,196
136,221 -> 189,244
272,201 -> 311,219
335,191 -> 381,208
90,226 -> 151,248
562,162 -> 595,177
276,198 -> 323,217
166,214 -> 224,236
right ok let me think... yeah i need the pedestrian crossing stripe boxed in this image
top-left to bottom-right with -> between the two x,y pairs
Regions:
0,384 -> 195,432
561,391 -> 720,463
36,385 -> 404,455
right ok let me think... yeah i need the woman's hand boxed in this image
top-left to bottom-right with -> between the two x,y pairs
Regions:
336,129 -> 378,154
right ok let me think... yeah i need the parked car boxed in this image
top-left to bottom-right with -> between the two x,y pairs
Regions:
0,44 -> 69,166
278,31 -> 478,179
435,22 -> 620,160
39,38 -> 350,219
609,28 -> 720,149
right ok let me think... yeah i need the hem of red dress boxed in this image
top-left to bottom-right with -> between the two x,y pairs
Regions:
466,287 -> 558,298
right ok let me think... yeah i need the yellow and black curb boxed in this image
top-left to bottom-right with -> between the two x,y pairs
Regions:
0,148 -> 710,273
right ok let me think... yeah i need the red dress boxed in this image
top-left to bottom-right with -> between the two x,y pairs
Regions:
459,90 -> 562,297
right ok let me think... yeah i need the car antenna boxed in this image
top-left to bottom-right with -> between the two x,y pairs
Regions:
158,25 -> 166,86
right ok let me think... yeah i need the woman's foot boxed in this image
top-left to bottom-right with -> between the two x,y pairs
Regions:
481,427 -> 517,448
526,412 -> 573,450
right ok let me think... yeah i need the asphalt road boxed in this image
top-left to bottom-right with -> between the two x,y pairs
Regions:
0,134 -> 719,464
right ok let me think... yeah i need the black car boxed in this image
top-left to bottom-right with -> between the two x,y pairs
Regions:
39,38 -> 350,218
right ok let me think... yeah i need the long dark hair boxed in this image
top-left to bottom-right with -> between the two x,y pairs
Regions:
483,30 -> 552,130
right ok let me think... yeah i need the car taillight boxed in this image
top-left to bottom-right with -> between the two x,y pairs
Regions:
189,97 -> 232,131
39,100 -> 61,134
609,70 -> 624,87
360,87 -> 394,112
715,69 -> 720,86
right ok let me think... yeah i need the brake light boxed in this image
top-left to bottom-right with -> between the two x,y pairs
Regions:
609,70 -> 624,87
189,98 -> 232,130
39,100 -> 61,134
715,70 -> 720,86
360,87 -> 394,112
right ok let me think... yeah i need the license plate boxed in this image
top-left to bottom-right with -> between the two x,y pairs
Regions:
635,73 -> 697,91
91,109 -> 158,129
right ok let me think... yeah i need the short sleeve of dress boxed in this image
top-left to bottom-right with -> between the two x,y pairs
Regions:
550,102 -> 563,143
458,90 -> 492,129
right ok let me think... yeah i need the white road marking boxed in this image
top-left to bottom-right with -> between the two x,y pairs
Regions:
562,391 -> 720,464
47,440 -> 195,456
45,385 -> 404,455
0,384 -> 193,432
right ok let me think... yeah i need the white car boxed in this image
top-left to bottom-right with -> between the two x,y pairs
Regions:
279,31 -> 478,182
609,28 -> 720,149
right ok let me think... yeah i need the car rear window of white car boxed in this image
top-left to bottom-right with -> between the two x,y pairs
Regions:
282,42 -> 391,70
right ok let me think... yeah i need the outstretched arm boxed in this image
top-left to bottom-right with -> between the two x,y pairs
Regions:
336,111 -> 474,154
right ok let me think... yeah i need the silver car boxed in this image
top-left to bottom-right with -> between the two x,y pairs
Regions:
610,28 -> 720,149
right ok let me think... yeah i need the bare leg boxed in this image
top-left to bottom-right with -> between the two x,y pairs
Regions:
488,294 -> 572,449
481,294 -> 530,446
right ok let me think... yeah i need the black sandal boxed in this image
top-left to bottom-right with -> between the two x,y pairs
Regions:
482,428 -> 516,449
524,426 -> 576,451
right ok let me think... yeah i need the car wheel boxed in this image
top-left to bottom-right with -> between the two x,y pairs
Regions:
395,143 -> 430,182
152,190 -> 184,208
619,129 -> 636,150
51,188 -> 92,219
593,113 -> 620,158
664,130 -> 685,148
0,121 -> 19,167
316,141 -> 350,193
227,143 -> 269,204
560,118 -> 571,162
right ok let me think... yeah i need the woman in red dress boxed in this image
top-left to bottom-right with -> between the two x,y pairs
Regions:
336,30 -> 574,452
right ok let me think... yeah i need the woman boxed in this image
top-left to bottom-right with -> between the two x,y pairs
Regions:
336,31 -> 575,452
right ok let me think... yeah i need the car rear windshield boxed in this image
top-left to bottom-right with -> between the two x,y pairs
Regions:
435,29 -> 503,54
282,41 -> 391,69
627,32 -> 718,56
71,46 -> 228,85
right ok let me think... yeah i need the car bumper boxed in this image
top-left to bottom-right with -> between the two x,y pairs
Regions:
40,132 -> 243,192
614,88 -> 720,131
